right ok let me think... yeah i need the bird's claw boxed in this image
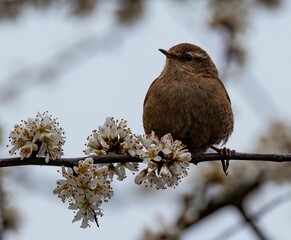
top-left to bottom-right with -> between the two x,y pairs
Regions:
221,159 -> 229,176
211,146 -> 235,175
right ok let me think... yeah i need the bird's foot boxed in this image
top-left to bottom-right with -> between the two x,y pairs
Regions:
211,146 -> 235,175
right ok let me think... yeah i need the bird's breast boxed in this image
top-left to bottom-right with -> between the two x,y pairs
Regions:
143,74 -> 233,152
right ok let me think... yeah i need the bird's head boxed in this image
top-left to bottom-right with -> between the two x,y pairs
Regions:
159,43 -> 218,78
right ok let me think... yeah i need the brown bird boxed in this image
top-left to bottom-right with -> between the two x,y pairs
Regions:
143,43 -> 234,171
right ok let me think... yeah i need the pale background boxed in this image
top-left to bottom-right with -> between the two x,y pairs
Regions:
0,1 -> 291,239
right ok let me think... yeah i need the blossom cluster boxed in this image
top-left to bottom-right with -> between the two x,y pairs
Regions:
136,132 -> 192,189
8,114 -> 192,228
53,157 -> 113,228
8,111 -> 65,162
84,117 -> 143,180
84,117 -> 192,189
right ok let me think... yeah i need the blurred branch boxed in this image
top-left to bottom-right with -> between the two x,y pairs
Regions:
178,178 -> 262,229
0,0 -> 146,19
1,152 -> 291,168
0,0 -> 98,19
0,1 -> 145,104
142,171 -> 263,240
0,25 -> 127,104
213,190 -> 291,240
142,159 -> 289,239
236,204 -> 268,240
115,0 -> 144,24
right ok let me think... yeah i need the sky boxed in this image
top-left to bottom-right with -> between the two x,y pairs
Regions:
0,1 -> 291,240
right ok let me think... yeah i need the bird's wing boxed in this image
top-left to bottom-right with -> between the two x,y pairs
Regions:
143,77 -> 159,108
218,78 -> 231,103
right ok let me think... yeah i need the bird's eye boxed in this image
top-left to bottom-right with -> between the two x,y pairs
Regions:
184,54 -> 193,62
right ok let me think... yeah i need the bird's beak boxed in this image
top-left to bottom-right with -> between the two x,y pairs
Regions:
159,49 -> 176,59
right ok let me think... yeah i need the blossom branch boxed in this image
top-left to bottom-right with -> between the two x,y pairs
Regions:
5,114 -> 291,228
0,154 -> 139,168
1,152 -> 291,168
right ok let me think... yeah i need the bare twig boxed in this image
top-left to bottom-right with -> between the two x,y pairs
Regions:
237,205 -> 268,240
212,190 -> 291,240
0,152 -> 291,168
0,154 -> 138,168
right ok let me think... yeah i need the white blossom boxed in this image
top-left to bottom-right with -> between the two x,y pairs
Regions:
8,111 -> 65,162
53,158 -> 113,228
84,117 -> 142,180
134,168 -> 148,185
135,132 -> 192,189
137,132 -> 163,163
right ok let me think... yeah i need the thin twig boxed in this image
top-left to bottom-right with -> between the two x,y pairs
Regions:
212,190 -> 291,240
237,206 -> 268,240
0,152 -> 291,168
191,152 -> 290,163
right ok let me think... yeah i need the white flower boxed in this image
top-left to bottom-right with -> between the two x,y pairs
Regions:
159,164 -> 172,178
136,132 -> 192,189
19,142 -> 38,159
113,164 -> 126,181
120,134 -> 144,157
137,132 -> 162,163
53,158 -> 113,228
84,117 -> 142,181
70,200 -> 103,228
115,162 -> 139,181
134,169 -> 148,185
8,111 -> 65,162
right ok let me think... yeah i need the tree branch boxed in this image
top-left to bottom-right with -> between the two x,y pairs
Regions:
237,205 -> 268,240
0,152 -> 291,168
141,169 -> 264,240
212,190 -> 291,240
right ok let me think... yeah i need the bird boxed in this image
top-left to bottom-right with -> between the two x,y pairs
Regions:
143,43 -> 234,173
